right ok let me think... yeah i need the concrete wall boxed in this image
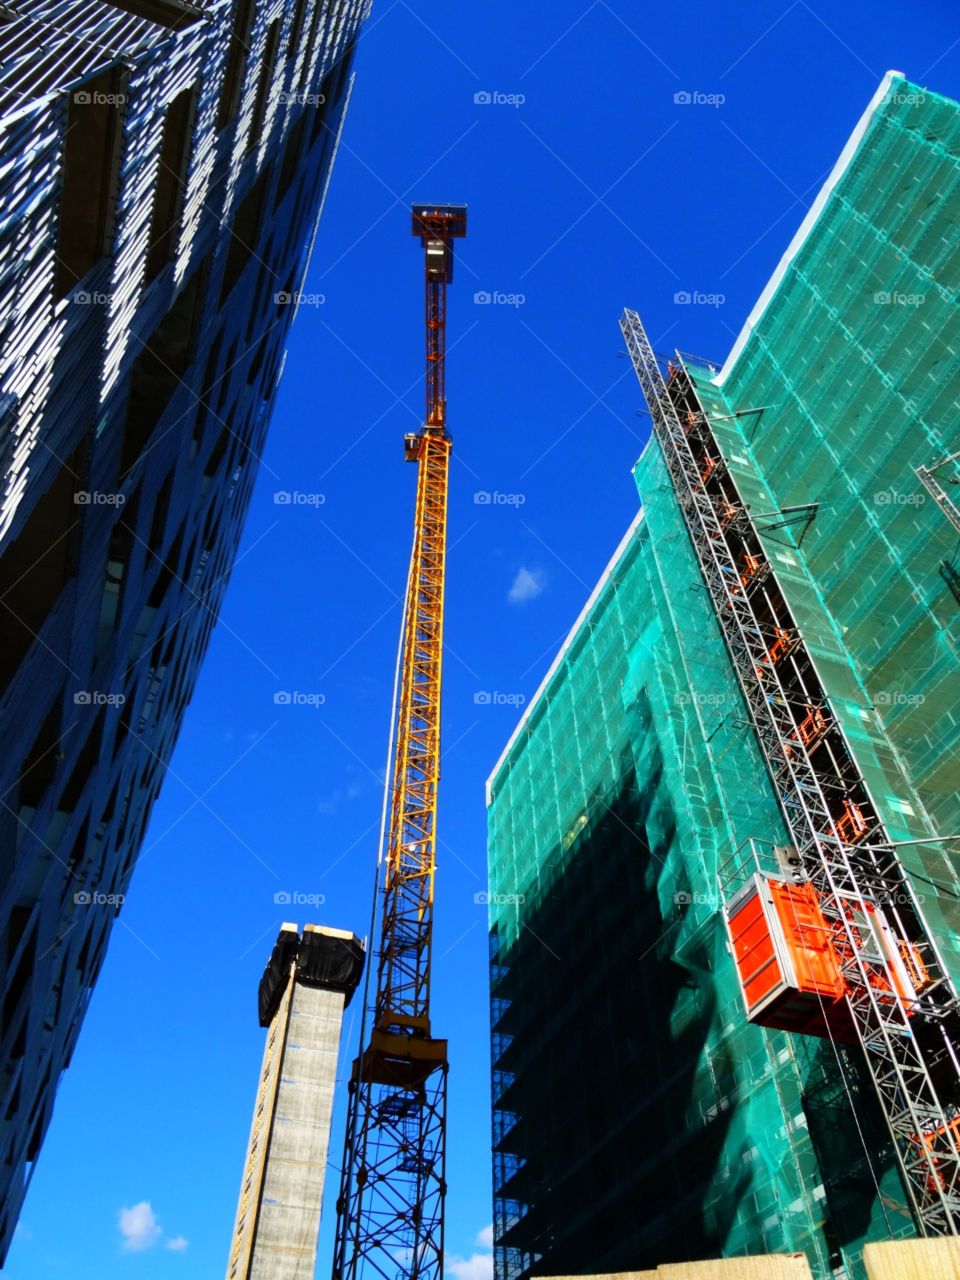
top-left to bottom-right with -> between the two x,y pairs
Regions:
250,984 -> 347,1279
862,1237 -> 960,1280
537,1240 -> 960,1280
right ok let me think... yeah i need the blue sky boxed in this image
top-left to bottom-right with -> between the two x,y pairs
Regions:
8,1 -> 960,1276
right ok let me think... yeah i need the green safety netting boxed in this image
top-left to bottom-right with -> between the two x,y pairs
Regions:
487,74 -> 959,1280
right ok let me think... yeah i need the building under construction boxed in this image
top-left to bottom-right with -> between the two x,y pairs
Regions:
486,72 -> 960,1280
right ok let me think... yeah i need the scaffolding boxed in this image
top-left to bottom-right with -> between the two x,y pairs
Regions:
621,306 -> 960,1234
486,497 -> 898,1280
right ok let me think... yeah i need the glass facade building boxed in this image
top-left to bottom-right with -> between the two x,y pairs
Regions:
0,0 -> 368,1258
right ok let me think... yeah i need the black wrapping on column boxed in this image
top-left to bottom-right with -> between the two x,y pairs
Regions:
257,926 -> 300,1027
296,930 -> 365,1007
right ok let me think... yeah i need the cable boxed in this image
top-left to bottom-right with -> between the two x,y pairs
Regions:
333,545 -> 412,1273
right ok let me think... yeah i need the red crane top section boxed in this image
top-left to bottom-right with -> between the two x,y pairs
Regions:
410,205 -> 467,432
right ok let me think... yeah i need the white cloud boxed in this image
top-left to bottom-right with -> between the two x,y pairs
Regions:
446,1224 -> 494,1280
447,1253 -> 493,1280
508,566 -> 545,604
117,1201 -> 186,1254
118,1202 -> 162,1252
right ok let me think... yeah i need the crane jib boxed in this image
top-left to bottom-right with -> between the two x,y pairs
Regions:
331,203 -> 467,1280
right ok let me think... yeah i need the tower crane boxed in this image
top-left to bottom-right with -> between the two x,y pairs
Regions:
331,204 -> 467,1280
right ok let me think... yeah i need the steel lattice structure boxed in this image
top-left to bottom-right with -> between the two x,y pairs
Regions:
621,306 -> 960,1234
916,452 -> 960,537
331,206 -> 467,1280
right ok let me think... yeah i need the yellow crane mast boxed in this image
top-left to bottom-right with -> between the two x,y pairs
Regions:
331,203 -> 467,1280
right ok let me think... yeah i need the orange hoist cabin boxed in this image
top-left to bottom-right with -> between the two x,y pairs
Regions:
723,867 -> 931,1042
725,874 -> 851,1039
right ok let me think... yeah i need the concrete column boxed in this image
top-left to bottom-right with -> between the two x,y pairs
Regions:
227,924 -> 364,1280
